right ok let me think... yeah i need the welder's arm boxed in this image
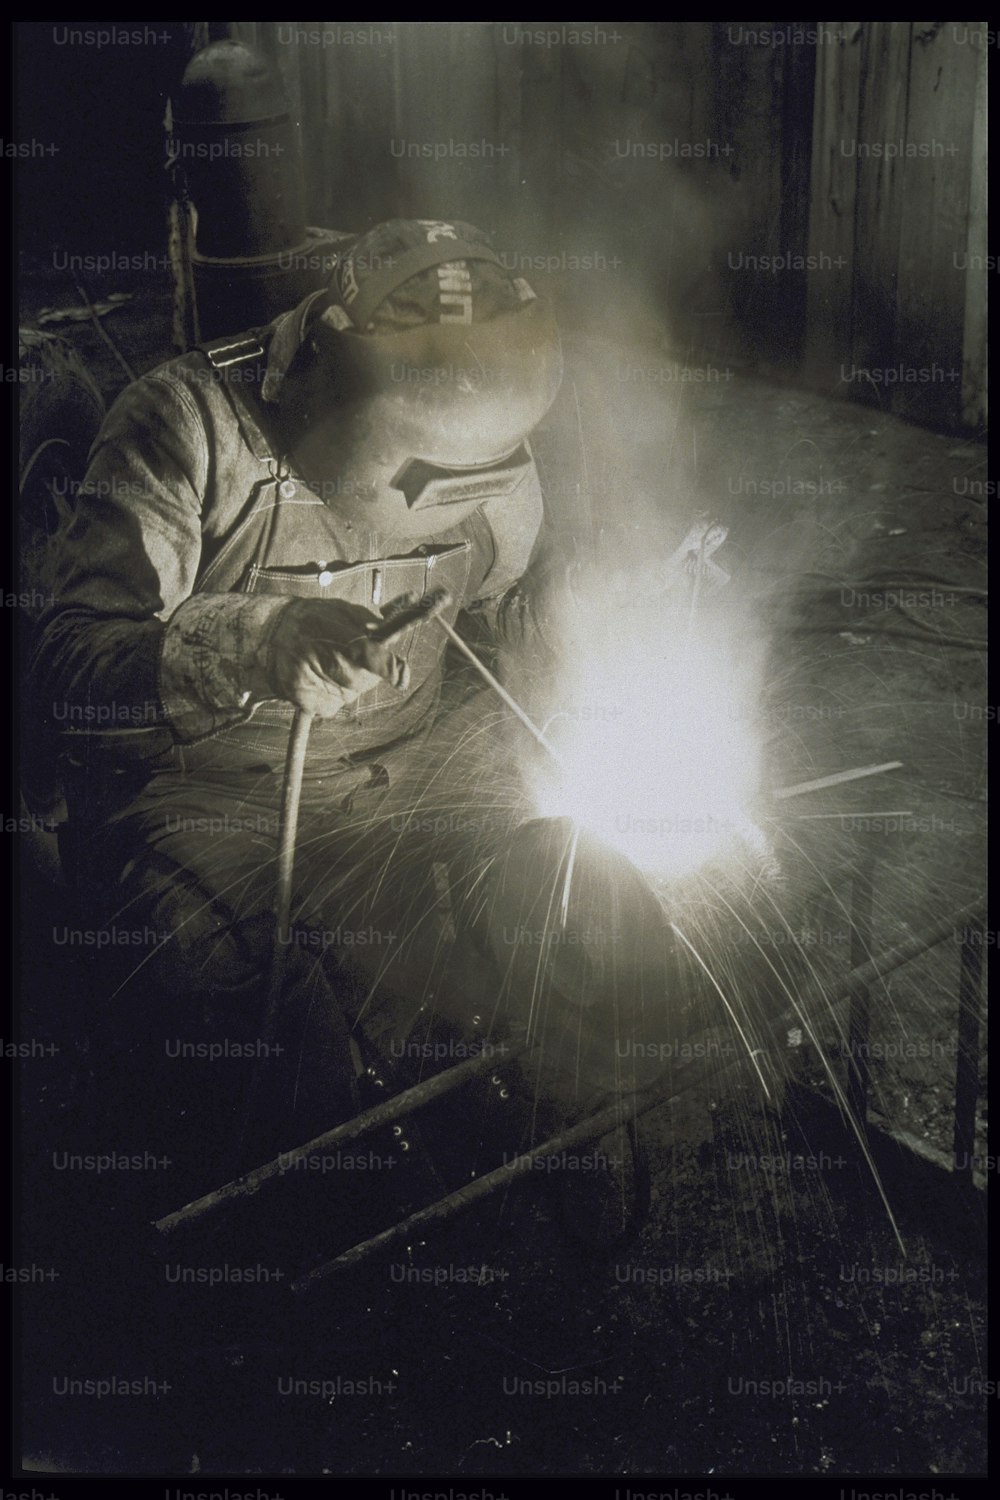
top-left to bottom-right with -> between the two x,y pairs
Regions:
462,454 -> 567,663
29,370 -> 394,748
31,370 -> 274,747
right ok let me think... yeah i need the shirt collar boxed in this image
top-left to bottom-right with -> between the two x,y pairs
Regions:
261,288 -> 329,405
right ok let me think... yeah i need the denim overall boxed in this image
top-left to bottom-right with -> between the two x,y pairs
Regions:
57,329 -> 526,1199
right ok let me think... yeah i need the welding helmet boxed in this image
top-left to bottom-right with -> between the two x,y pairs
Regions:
278,219 -> 563,539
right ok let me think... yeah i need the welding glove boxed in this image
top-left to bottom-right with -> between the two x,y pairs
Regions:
253,596 -> 412,719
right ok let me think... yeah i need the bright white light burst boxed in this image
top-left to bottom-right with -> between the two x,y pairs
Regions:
532,616 -> 766,882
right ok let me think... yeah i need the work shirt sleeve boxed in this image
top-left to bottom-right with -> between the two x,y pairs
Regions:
464,450 -> 570,661
29,367 -> 291,747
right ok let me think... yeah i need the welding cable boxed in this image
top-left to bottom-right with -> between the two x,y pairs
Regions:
255,591 -> 452,1059
262,714 -> 311,1038
234,705 -> 313,1161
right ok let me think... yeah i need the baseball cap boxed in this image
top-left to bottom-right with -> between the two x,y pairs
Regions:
325,218 -> 528,333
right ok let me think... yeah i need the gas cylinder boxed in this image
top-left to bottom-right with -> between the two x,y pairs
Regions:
172,38 -> 348,338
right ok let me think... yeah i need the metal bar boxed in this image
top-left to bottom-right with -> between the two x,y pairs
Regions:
292,1089 -> 652,1291
799,903 -> 981,1011
772,762 -> 903,800
952,920 -> 984,1181
159,900 -> 983,1242
293,899 -> 985,1285
847,854 -> 875,1129
154,1037 -> 528,1236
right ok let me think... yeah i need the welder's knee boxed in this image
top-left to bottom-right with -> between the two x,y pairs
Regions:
86,849 -> 360,1208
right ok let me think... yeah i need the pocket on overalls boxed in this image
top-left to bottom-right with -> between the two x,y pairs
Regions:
243,542 -> 473,718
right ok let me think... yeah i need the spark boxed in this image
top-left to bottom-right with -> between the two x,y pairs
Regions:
670,919 -> 772,1101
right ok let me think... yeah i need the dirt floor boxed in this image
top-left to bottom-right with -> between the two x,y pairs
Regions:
16,264 -> 988,1477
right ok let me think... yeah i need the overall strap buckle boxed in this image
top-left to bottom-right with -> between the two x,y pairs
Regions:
200,335 -> 266,370
194,332 -> 276,461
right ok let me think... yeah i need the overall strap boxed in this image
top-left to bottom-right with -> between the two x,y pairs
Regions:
192,332 -> 290,592
195,331 -> 278,460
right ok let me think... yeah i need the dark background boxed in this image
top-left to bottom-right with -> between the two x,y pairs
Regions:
14,19 -> 989,432
7,19 -> 990,1489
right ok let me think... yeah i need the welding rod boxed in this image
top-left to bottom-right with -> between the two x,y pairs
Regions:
292,1088 -> 654,1289
772,761 -> 903,801
432,615 -> 566,767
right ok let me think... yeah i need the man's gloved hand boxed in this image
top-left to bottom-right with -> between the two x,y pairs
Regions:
257,597 -> 413,718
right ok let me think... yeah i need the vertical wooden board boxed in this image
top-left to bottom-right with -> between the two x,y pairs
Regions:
295,34 -> 329,226
850,23 -> 911,392
513,29 -> 563,250
390,20 -> 444,218
690,23 -> 716,145
468,27 -> 507,220
693,26 -> 752,357
804,23 -> 862,384
731,35 -> 790,358
705,29 -> 759,354
318,26 -> 401,230
778,29 -> 820,254
227,21 -> 257,50
704,25 -> 817,363
256,20 -> 304,134
434,21 -> 507,231
660,21 -> 719,322
490,23 -> 524,240
776,28 -> 820,364
960,27 -> 987,430
891,23 -> 978,428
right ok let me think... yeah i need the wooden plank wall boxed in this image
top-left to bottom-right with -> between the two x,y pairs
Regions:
219,21 -> 814,362
959,30 -> 988,430
804,24 -> 864,383
216,21 -> 984,431
806,21 -> 987,431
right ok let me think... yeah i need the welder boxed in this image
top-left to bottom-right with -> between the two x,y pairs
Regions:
31,218 -> 565,1202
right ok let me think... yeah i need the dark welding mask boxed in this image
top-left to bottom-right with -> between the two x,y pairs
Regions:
277,222 -> 563,539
